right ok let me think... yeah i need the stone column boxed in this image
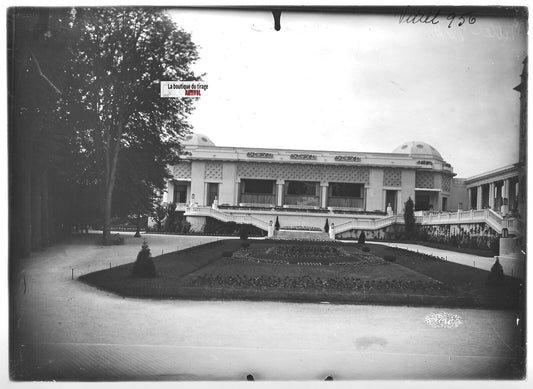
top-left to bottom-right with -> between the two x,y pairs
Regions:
503,179 -> 510,199
467,188 -> 471,210
234,180 -> 241,206
396,191 -> 403,214
204,182 -> 209,206
276,179 -> 284,207
501,179 -> 510,215
320,182 -> 328,208
489,183 -> 495,209
476,186 -> 482,210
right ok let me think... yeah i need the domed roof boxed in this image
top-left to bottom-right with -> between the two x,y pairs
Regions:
393,141 -> 443,160
183,132 -> 215,147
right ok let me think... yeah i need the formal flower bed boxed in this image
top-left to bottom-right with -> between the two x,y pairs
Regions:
265,244 -> 351,258
188,273 -> 447,294
230,243 -> 385,266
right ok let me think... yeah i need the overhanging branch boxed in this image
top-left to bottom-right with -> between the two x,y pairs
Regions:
29,49 -> 62,94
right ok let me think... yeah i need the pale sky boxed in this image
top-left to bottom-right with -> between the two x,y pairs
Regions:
169,9 -> 527,178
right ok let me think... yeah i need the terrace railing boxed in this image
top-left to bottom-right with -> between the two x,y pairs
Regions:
333,215 -> 404,234
327,197 -> 364,208
283,194 -> 320,207
416,209 -> 517,234
239,193 -> 276,206
185,206 -> 271,231
185,206 -> 520,236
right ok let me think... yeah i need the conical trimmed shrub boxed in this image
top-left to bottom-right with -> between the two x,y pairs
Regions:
487,258 -> 504,286
132,240 -> 156,278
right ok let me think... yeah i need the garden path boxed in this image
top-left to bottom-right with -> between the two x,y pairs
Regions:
361,241 -> 524,279
10,232 -> 524,380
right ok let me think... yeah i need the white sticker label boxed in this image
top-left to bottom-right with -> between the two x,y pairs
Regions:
160,81 -> 208,98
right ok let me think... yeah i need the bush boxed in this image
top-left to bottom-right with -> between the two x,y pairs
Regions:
383,255 -> 396,262
239,225 -> 249,240
358,231 -> 366,245
222,251 -> 233,258
132,240 -> 156,278
106,233 -> 124,245
362,246 -> 370,252
241,242 -> 250,248
490,238 -> 500,255
487,258 -> 504,286
204,217 -> 238,235
163,203 -> 178,232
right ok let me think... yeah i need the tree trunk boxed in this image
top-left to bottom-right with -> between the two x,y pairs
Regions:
101,121 -> 124,245
11,122 -> 33,259
20,131 -> 33,257
48,190 -> 55,244
30,158 -> 42,250
41,169 -> 49,246
134,213 -> 141,237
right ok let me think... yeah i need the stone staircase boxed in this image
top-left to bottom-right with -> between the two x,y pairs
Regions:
272,229 -> 332,241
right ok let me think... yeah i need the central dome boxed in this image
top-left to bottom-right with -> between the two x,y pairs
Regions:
183,132 -> 216,147
393,141 -> 443,160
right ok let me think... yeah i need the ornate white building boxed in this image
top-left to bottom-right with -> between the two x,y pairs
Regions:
160,133 -> 521,243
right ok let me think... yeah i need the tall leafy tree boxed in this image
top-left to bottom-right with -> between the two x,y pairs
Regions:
60,8 -> 199,244
9,8 -> 80,258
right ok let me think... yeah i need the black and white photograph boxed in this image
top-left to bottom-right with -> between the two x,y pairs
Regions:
6,3 -> 529,383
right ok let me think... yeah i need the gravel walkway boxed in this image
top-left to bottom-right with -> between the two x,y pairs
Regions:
360,241 -> 525,279
11,232 -> 524,380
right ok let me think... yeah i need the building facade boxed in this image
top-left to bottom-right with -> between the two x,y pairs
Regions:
165,134 -> 458,215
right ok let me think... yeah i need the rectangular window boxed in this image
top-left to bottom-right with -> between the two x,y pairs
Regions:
286,181 -> 317,196
243,179 -> 275,194
173,184 -> 188,203
330,183 -> 362,198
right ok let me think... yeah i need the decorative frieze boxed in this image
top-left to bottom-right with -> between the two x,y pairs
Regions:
334,155 -> 362,162
237,162 -> 369,184
290,153 -> 317,160
247,152 -> 274,159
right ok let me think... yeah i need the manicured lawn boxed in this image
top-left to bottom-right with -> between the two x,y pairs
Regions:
80,239 -> 523,309
367,239 -> 495,257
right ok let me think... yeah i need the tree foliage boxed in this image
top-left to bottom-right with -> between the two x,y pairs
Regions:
9,7 -> 201,254
57,7 -> 200,243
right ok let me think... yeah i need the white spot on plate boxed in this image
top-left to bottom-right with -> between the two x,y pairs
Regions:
425,312 -> 463,328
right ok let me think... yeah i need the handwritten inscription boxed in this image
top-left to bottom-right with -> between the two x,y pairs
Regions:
399,7 -> 476,28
